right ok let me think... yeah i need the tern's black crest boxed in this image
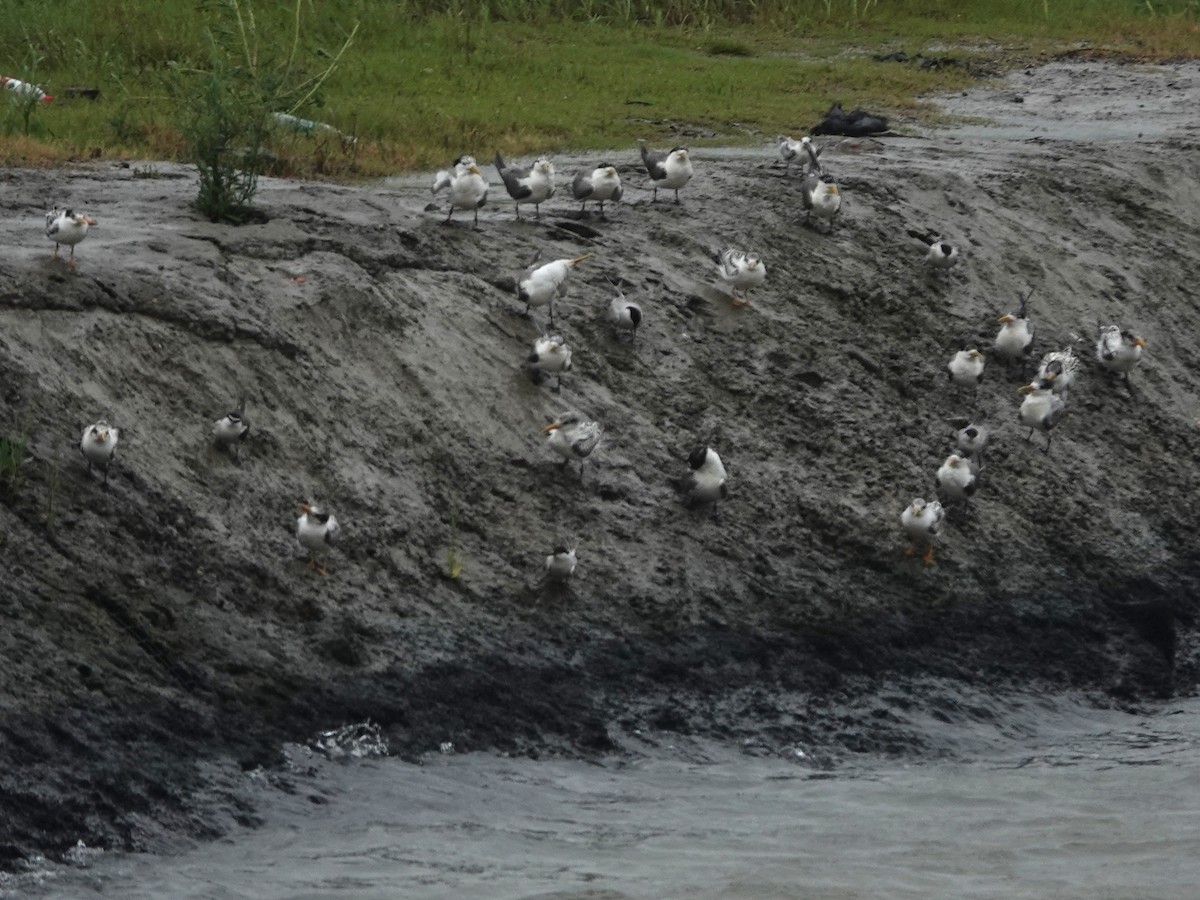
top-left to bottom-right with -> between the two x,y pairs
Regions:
688,445 -> 710,470
628,306 -> 642,328
552,544 -> 570,556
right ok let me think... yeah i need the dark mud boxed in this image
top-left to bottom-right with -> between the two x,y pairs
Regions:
1,59 -> 1199,866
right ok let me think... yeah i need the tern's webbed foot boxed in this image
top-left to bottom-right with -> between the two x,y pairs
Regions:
921,546 -> 936,566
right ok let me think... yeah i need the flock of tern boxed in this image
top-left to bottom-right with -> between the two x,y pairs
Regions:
46,132 -> 1147,578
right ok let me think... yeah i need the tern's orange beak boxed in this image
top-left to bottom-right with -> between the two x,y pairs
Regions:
998,314 -> 1015,324
569,254 -> 592,266
1134,337 -> 1147,348
297,501 -> 312,513
83,216 -> 97,226
542,422 -> 560,433
1018,383 -> 1035,394
468,164 -> 481,175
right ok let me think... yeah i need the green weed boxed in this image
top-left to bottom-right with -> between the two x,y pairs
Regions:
0,1 -> 1196,174
1,45 -> 50,138
164,0 -> 358,221
445,505 -> 464,581
0,425 -> 30,496
44,460 -> 60,531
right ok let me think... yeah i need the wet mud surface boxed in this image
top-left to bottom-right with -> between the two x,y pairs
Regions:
1,59 -> 1200,866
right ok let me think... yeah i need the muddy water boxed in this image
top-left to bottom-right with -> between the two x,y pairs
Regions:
12,696 -> 1200,900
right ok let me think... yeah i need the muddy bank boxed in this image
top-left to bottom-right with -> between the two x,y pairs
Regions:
1,59 -> 1200,865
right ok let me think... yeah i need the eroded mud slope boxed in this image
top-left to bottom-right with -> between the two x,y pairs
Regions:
1,59 -> 1199,864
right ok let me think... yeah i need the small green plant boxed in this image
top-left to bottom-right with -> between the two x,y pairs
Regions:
444,505 -> 464,580
44,460 -> 61,531
2,45 -> 50,137
0,426 -> 30,496
166,0 -> 358,222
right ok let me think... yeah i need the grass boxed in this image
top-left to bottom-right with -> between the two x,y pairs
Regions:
445,505 -> 464,581
0,425 -> 30,496
0,0 -> 1197,176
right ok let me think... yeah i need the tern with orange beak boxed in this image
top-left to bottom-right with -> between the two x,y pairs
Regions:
517,251 -> 591,326
777,135 -> 821,176
79,420 -> 119,488
494,152 -> 556,220
438,159 -> 488,228
545,545 -> 578,582
296,501 -> 340,574
900,498 -> 944,566
571,164 -> 622,216
46,208 -> 97,267
994,288 -> 1036,363
679,445 -> 728,509
527,335 -> 573,391
716,248 -> 766,308
1036,345 -> 1080,398
543,412 -> 602,480
212,397 -> 250,461
1018,377 -> 1067,453
1096,324 -> 1146,385
801,173 -> 840,231
935,453 -> 978,503
638,140 -> 693,204
947,348 -> 985,388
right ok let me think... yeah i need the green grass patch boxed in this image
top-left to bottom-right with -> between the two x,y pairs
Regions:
0,0 -> 1197,176
0,427 -> 30,496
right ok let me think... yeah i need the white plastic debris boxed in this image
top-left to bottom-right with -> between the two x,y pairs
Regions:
2,76 -> 53,103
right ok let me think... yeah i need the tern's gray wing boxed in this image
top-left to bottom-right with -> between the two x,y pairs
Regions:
571,169 -> 593,201
638,141 -> 668,180
571,423 -> 602,458
801,174 -> 818,210
804,142 -> 822,171
716,249 -> 739,278
1017,287 -> 1035,320
46,215 -> 60,237
519,249 -> 543,281
495,151 -> 534,199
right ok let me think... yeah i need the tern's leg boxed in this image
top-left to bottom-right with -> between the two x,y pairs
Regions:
445,206 -> 453,225
473,208 -> 480,230
921,545 -> 936,566
68,246 -> 77,268
674,189 -> 681,205
51,243 -> 60,260
903,543 -> 916,557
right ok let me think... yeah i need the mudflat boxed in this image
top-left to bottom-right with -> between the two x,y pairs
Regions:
1,58 -> 1198,866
